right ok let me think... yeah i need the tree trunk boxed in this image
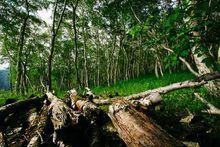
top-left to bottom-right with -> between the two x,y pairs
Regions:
96,30 -> 100,86
82,16 -> 88,87
155,59 -> 159,78
108,100 -> 184,147
0,96 -> 44,123
16,0 -> 29,94
71,0 -> 81,88
48,0 -> 67,90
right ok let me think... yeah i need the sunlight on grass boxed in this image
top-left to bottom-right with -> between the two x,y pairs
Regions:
92,72 -> 194,96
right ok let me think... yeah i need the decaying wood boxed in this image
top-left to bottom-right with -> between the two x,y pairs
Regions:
125,72 -> 220,100
131,92 -> 162,107
27,105 -> 49,147
0,132 -> 6,147
194,93 -> 220,115
46,92 -> 82,144
108,100 -> 184,147
76,100 -> 97,112
0,96 -> 44,122
93,99 -> 112,106
72,92 -> 106,146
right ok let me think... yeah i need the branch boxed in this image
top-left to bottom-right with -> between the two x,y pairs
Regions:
129,3 -> 141,23
161,44 -> 199,76
55,0 -> 67,35
194,93 -> 220,115
125,72 -> 220,100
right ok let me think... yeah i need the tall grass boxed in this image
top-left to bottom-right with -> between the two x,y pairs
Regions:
92,72 -> 218,113
92,72 -> 194,96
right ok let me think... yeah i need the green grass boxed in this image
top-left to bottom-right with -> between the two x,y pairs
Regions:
92,72 -> 194,96
0,90 -> 25,105
1,72 -> 219,115
0,90 -> 43,105
92,72 -> 219,113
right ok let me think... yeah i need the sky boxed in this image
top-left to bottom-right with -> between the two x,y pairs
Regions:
0,62 -> 9,70
37,8 -> 52,25
0,55 -> 9,70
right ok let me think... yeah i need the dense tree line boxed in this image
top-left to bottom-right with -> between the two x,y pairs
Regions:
0,0 -> 219,94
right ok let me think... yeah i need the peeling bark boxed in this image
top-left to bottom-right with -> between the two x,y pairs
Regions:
27,105 -> 49,147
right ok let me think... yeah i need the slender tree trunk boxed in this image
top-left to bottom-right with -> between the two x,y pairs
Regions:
107,51 -> 110,86
82,16 -> 88,87
71,0 -> 81,87
16,0 -> 29,94
155,59 -> 159,78
96,30 -> 100,86
110,35 -> 117,84
47,0 -> 67,90
218,46 -> 220,63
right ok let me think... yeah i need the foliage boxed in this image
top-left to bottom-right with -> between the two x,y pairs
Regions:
0,0 -> 219,95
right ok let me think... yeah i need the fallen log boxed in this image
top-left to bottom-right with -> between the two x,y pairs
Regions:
76,100 -> 97,113
125,72 -> 220,100
0,132 -> 6,147
27,105 -> 50,147
46,92 -> 85,146
131,92 -> 162,107
93,99 -> 111,106
0,96 -> 44,123
75,100 -> 105,146
108,100 -> 185,147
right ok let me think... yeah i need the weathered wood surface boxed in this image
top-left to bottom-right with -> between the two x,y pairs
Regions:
0,132 -> 6,147
27,105 -> 49,147
46,92 -> 83,145
108,100 -> 185,147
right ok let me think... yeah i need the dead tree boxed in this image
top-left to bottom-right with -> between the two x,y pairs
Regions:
108,100 -> 184,147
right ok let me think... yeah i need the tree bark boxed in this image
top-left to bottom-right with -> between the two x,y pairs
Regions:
0,132 -> 6,147
16,0 -> 29,94
108,100 -> 184,147
47,0 -> 67,90
46,92 -> 83,144
27,105 -> 49,147
82,14 -> 89,87
71,0 -> 81,87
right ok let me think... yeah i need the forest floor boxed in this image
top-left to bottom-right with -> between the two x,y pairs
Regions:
0,72 -> 220,146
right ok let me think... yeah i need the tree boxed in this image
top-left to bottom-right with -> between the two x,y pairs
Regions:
47,0 -> 67,90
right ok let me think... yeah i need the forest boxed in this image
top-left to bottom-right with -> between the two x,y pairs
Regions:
0,0 -> 220,146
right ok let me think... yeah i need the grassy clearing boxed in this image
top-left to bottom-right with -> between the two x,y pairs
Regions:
92,72 -> 219,113
92,72 -> 194,96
